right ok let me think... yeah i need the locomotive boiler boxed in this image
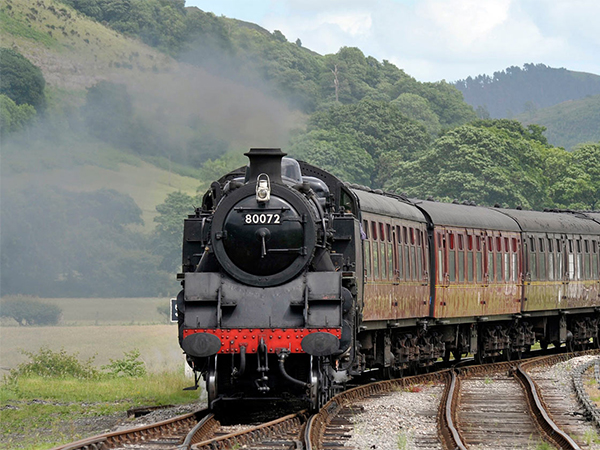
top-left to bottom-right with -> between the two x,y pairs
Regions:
177,148 -> 600,412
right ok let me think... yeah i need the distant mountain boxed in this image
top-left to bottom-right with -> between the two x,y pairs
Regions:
516,94 -> 600,150
454,64 -> 600,119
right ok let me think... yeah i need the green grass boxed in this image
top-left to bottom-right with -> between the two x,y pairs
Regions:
0,8 -> 58,48
1,371 -> 200,449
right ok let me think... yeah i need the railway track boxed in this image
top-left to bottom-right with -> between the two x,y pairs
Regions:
54,350 -> 599,450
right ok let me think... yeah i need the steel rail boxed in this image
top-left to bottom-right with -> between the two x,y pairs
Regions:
191,410 -> 306,450
514,363 -> 582,450
51,408 -> 208,450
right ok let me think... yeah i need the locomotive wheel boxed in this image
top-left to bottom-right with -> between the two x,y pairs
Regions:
207,356 -> 218,410
309,356 -> 334,411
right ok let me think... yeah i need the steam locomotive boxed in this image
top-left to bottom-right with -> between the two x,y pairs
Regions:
177,148 -> 600,411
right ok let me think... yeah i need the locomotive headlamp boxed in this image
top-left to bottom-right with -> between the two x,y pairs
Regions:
256,173 -> 271,202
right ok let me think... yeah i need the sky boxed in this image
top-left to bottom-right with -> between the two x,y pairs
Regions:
186,0 -> 600,83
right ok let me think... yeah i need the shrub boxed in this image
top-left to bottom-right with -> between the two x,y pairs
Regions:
102,349 -> 146,378
10,347 -> 98,379
0,297 -> 62,325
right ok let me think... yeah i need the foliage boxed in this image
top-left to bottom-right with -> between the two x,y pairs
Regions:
289,129 -> 374,185
455,63 -> 600,118
517,94 -> 600,150
1,368 -> 198,449
0,186 -> 171,297
384,120 -> 549,209
545,142 -> 600,210
293,99 -> 430,186
391,93 -> 441,136
0,298 -> 62,326
101,349 -> 146,378
0,94 -> 36,136
152,191 -> 199,271
0,48 -> 46,112
9,347 -> 98,379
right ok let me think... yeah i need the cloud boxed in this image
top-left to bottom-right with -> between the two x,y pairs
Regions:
189,0 -> 600,81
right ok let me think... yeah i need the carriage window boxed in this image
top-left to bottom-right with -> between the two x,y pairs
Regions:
410,228 -> 415,245
467,252 -> 474,282
381,243 -> 387,279
416,247 -> 422,281
488,236 -> 493,250
568,253 -> 575,280
371,222 -> 378,240
403,227 -> 408,244
449,251 -> 456,282
458,251 -> 465,282
539,249 -> 546,281
388,243 -> 394,279
488,252 -> 494,282
512,238 -> 518,253
496,237 -> 502,252
557,239 -> 562,253
569,240 -> 573,253
396,226 -> 402,244
468,235 -> 473,251
386,224 -> 391,242
530,250 -> 537,281
373,242 -> 379,279
449,234 -> 455,250
398,244 -> 404,280
585,253 -> 591,279
592,245 -> 598,280
458,235 -> 464,251
530,237 -> 536,252
539,238 -> 544,252
557,253 -> 564,280
512,253 -> 518,282
548,253 -> 554,281
577,253 -> 583,280
405,246 -> 411,280
363,221 -> 369,239
415,230 -> 421,246
504,238 -> 509,252
577,239 -> 582,253
380,223 -> 385,242
476,252 -> 483,282
477,236 -> 482,251
438,249 -> 443,282
504,253 -> 510,282
548,238 -> 553,253
496,253 -> 503,281
410,246 -> 416,280
365,241 -> 371,279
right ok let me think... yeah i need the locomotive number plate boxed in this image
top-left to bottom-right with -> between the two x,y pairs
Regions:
244,213 -> 281,225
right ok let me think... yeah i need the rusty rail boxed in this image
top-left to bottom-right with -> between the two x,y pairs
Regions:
52,409 -> 208,450
514,363 -> 582,450
439,370 -> 467,450
191,411 -> 306,449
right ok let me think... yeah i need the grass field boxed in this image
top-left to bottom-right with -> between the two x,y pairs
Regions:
0,297 -> 184,375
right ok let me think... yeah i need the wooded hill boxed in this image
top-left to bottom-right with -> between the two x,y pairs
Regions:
1,0 -> 598,298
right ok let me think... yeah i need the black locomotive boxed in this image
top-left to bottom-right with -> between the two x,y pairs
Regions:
177,148 -> 600,411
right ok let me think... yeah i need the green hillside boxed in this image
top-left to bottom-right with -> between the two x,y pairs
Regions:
517,95 -> 600,150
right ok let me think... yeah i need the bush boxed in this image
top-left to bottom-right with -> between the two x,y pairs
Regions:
0,297 -> 62,325
0,48 -> 46,111
102,349 -> 146,378
10,347 -> 98,379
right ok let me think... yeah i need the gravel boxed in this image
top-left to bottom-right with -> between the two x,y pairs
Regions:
528,355 -> 600,449
344,384 -> 443,450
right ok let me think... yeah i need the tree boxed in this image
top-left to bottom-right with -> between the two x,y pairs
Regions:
288,129 -> 375,185
0,94 -> 36,136
0,48 -> 46,112
82,81 -> 133,145
384,120 -> 549,209
153,191 -> 198,271
391,93 -> 441,136
0,298 -> 62,326
302,99 -> 430,186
